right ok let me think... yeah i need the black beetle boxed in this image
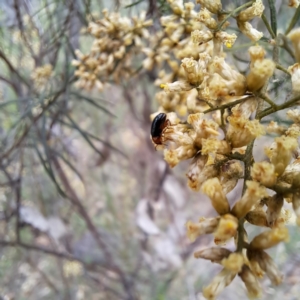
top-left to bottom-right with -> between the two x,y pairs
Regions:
151,113 -> 169,146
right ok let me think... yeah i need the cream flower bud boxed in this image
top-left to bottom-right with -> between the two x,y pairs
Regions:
164,146 -> 197,168
232,181 -> 268,219
221,253 -> 244,273
266,194 -> 284,227
181,58 -> 205,85
214,31 -> 237,48
186,217 -> 220,242
239,265 -> 262,299
287,109 -> 300,123
248,45 -> 266,63
196,0 -> 222,14
194,247 -> 231,262
246,59 -> 275,91
187,113 -> 219,147
208,56 -> 246,84
266,121 -> 287,135
250,227 -> 289,249
201,138 -> 231,156
237,21 -> 263,42
292,192 -> 300,226
288,63 -> 300,94
214,214 -> 238,245
227,116 -> 265,148
286,123 -> 300,138
191,30 -> 213,44
280,157 -> 300,187
288,28 -> 300,63
247,250 -> 283,285
251,161 -> 277,187
202,268 -> 236,300
197,8 -> 217,29
186,154 -> 219,191
168,0 -> 184,15
245,209 -> 268,227
265,136 -> 298,176
237,0 -> 264,22
161,81 -> 193,92
202,178 -> 230,215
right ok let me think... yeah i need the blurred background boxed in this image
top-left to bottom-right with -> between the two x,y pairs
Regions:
0,0 -> 299,299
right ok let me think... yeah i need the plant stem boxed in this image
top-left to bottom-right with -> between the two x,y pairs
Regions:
268,0 -> 277,36
203,95 -> 253,113
275,63 -> 290,75
261,13 -> 276,39
285,4 -> 300,35
257,93 -> 300,119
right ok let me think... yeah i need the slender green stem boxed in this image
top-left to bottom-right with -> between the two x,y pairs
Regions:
275,63 -> 290,75
268,0 -> 277,36
261,13 -> 276,39
285,4 -> 300,35
214,1 -> 254,32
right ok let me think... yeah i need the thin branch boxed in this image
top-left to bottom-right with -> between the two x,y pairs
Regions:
203,95 -> 253,113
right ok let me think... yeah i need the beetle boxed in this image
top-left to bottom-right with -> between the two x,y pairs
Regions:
151,113 -> 170,146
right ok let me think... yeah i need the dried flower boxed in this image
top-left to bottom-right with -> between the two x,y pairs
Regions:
202,178 -> 230,215
227,116 -> 265,148
214,214 -> 238,244
197,8 -> 218,30
239,265 -> 262,299
246,59 -> 275,91
161,81 -> 193,92
265,136 -> 298,176
251,161 -> 277,187
186,217 -> 220,242
266,194 -> 284,227
186,154 -> 219,190
245,209 -> 268,227
196,0 -> 222,14
194,247 -> 231,262
237,21 -> 263,42
191,30 -> 213,45
214,31 -> 237,48
232,181 -> 268,219
249,227 -> 289,249
247,249 -> 283,285
221,252 -> 244,273
237,0 -> 264,22
248,45 -> 266,64
181,57 -> 205,85
202,268 -> 236,300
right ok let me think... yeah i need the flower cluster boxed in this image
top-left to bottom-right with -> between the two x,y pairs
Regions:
150,0 -> 300,299
72,9 -> 152,90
